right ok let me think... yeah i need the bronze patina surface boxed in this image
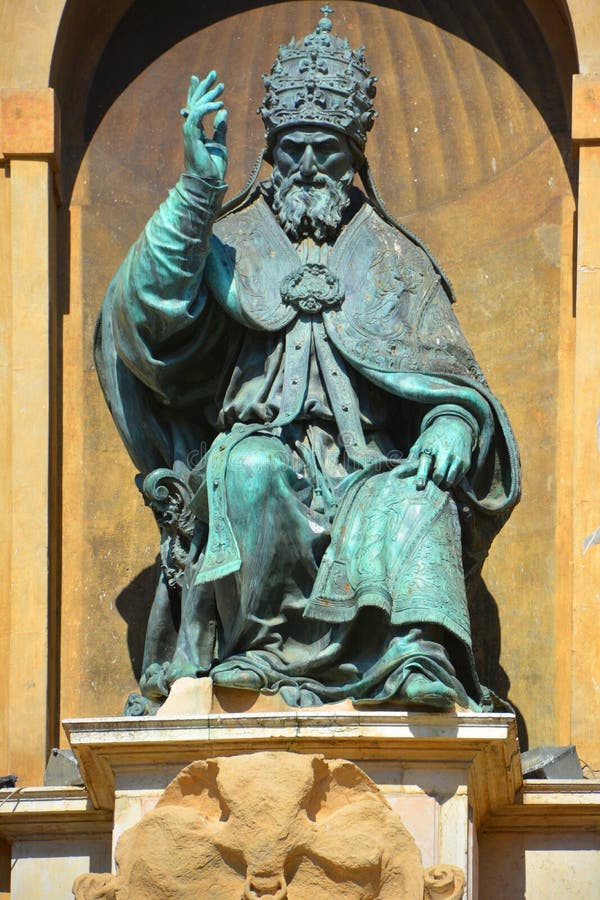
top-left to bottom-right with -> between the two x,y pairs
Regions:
96,9 -> 520,715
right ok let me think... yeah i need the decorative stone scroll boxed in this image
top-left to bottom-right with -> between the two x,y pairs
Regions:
424,865 -> 467,900
73,751 -> 465,899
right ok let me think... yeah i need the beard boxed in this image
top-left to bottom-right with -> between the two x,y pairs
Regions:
271,169 -> 352,243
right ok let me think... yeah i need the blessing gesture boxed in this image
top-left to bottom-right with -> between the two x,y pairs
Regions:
181,71 -> 228,182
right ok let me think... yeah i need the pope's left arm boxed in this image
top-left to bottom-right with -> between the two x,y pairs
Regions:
356,364 -> 519,513
324,209 -> 521,515
360,366 -> 493,483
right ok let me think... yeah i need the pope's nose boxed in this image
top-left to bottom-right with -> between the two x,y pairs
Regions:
298,144 -> 318,180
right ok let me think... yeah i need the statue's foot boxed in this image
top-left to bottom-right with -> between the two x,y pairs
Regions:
401,673 -> 458,709
212,667 -> 264,691
123,691 -> 162,717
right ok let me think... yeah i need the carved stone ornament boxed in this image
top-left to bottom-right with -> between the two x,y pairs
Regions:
424,865 -> 467,900
73,751 -> 465,899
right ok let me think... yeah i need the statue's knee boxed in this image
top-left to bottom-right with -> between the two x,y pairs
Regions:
226,438 -> 288,497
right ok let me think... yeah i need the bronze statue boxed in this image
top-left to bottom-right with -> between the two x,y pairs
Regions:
96,9 -> 520,715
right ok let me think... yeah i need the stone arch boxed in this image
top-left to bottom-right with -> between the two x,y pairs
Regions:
2,0 -> 597,94
44,0 -> 587,203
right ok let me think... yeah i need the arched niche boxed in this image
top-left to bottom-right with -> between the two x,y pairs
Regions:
49,0 -> 580,203
54,0 -> 576,750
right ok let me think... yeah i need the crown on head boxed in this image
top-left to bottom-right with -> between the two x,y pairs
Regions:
260,6 -> 377,157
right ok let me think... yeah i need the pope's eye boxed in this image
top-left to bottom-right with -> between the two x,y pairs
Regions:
279,141 -> 303,154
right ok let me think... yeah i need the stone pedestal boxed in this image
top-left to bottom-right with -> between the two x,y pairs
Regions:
63,709 -> 520,899
4,708 -> 600,898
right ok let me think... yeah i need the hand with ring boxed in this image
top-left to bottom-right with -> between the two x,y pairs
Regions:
408,416 -> 473,490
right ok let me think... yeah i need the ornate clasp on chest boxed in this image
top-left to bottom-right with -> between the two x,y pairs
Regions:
280,262 -> 344,314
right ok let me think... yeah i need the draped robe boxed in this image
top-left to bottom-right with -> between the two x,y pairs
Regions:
96,174 -> 520,712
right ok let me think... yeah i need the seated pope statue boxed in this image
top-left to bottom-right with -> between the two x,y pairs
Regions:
96,10 -> 520,715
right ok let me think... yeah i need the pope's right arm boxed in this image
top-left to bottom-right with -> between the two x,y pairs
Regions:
106,72 -> 230,406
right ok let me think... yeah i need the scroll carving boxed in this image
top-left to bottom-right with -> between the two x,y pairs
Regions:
424,864 -> 466,900
140,467 -> 196,587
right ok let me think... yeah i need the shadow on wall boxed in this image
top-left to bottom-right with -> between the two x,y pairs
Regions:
115,563 -> 160,683
478,841 -> 526,899
470,577 -> 529,750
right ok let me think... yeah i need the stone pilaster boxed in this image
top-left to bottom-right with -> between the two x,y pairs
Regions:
0,88 -> 60,786
571,74 -> 600,769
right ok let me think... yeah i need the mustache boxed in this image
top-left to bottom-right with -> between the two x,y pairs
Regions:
282,172 -> 331,188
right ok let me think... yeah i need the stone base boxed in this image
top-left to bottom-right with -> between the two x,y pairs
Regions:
64,707 -> 522,899
155,674 -> 483,716
156,674 -> 362,716
2,708 -> 600,898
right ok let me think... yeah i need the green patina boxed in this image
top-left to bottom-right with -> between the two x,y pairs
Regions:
96,10 -> 520,715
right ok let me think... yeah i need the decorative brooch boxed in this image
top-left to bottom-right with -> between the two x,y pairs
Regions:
280,262 -> 344,314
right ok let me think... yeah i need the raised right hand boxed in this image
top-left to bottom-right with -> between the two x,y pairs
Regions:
181,71 -> 228,182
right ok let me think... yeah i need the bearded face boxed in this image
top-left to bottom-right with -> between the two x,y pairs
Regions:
271,169 -> 351,243
270,128 -> 356,243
